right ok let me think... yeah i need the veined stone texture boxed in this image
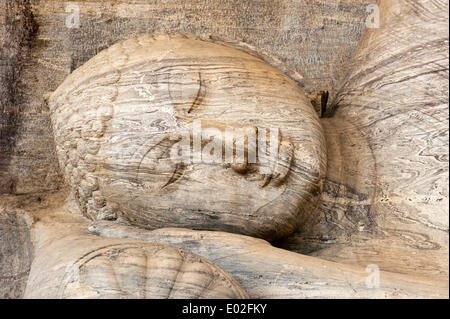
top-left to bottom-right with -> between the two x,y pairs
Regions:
1,0 -> 448,299
48,34 -> 327,241
24,210 -> 248,299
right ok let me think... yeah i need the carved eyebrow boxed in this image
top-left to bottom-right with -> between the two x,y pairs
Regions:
161,163 -> 186,189
187,72 -> 205,114
135,137 -> 177,180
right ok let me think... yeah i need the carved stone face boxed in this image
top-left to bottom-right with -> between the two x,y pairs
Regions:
49,34 -> 326,240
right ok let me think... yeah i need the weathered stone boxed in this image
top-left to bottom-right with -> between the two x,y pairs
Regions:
0,211 -> 32,299
24,210 -> 248,299
49,34 -> 327,241
0,0 -> 448,299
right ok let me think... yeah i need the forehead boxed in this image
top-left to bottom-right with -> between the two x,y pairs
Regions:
106,38 -> 315,137
52,34 -> 312,121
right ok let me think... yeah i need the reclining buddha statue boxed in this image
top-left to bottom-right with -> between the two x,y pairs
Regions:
2,0 -> 447,299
